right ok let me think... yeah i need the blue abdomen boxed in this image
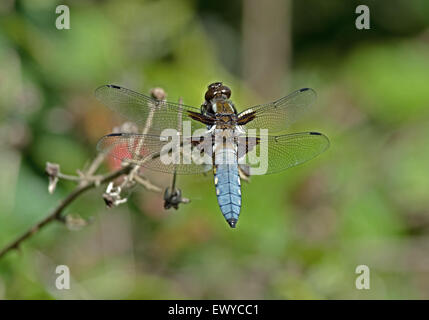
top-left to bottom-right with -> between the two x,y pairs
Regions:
214,149 -> 241,228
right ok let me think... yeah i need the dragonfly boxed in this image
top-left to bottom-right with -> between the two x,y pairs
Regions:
96,82 -> 329,228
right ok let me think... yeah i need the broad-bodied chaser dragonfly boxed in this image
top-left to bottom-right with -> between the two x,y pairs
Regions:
96,82 -> 329,228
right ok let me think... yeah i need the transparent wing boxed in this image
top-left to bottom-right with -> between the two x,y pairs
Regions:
239,131 -> 329,175
97,133 -> 213,175
95,85 -> 208,135
238,88 -> 317,134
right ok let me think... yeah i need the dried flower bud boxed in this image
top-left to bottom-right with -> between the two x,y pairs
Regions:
45,162 -> 60,194
150,87 -> 166,101
103,182 -> 128,208
65,214 -> 90,231
164,187 -> 190,210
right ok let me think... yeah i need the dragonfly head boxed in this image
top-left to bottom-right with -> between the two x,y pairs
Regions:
205,82 -> 231,101
202,82 -> 233,115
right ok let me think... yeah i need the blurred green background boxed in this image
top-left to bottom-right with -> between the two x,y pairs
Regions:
1,0 -> 429,299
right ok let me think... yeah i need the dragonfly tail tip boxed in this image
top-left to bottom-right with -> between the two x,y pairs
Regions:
227,218 -> 238,228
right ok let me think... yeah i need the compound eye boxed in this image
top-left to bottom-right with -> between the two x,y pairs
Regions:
221,87 -> 231,98
204,82 -> 230,101
208,82 -> 222,90
205,89 -> 215,101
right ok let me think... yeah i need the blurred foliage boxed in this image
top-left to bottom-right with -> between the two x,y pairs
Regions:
1,0 -> 429,299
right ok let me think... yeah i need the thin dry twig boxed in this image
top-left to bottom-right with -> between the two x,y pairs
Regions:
0,164 -> 133,259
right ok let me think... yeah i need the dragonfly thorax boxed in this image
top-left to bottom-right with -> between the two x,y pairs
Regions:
214,110 -> 238,129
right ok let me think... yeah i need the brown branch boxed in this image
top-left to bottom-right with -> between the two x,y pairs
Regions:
0,165 -> 132,260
